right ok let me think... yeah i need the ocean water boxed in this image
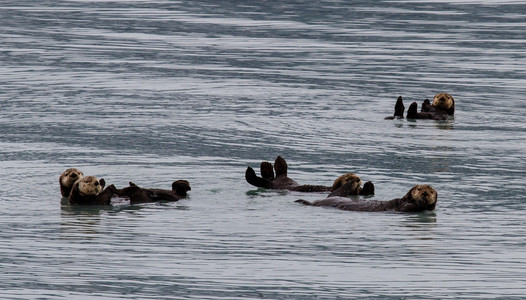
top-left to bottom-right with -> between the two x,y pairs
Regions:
1,0 -> 526,299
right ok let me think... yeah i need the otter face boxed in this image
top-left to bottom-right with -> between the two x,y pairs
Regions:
410,184 -> 437,205
331,173 -> 362,193
401,184 -> 437,212
60,168 -> 84,197
432,93 -> 454,110
60,168 -> 84,187
77,176 -> 102,196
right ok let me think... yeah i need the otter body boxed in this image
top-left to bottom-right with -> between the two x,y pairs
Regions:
112,180 -> 191,203
245,156 -> 374,195
296,184 -> 436,213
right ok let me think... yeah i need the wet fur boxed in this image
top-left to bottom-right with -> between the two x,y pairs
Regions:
68,176 -> 115,205
112,180 -> 191,203
386,93 -> 454,120
296,184 -> 436,213
245,156 -> 329,192
59,168 -> 84,197
245,156 -> 374,195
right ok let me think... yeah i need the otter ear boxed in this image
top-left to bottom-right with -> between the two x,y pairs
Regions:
274,156 -> 288,176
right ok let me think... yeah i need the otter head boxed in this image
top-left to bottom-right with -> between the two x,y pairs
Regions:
400,184 -> 437,212
172,180 -> 191,197
432,93 -> 454,111
331,173 -> 362,194
76,176 -> 103,197
59,168 -> 84,197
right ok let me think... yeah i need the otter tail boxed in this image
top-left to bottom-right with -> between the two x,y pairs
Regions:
295,199 -> 313,206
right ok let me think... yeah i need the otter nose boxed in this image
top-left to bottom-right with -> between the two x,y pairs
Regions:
94,181 -> 99,186
423,191 -> 429,197
71,173 -> 77,178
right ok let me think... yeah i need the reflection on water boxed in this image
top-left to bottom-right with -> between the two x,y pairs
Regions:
1,0 -> 526,298
435,120 -> 455,130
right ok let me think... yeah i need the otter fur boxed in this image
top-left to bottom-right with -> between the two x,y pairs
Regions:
245,156 -> 374,195
386,93 -> 455,120
112,180 -> 191,203
59,168 -> 84,197
384,96 -> 405,120
296,184 -> 436,213
68,176 -> 116,205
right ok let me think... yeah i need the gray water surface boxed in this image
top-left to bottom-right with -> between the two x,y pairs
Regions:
1,1 -> 526,299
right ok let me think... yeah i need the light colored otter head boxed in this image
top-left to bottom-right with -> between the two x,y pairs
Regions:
59,168 -> 84,197
409,184 -> 437,205
431,93 -> 454,110
76,176 -> 103,197
401,184 -> 437,212
331,173 -> 362,193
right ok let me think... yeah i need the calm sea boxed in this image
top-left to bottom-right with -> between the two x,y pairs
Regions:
1,1 -> 526,299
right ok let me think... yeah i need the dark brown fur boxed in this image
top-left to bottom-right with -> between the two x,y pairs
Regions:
112,180 -> 191,204
245,156 -> 330,192
386,93 -> 454,120
407,102 -> 448,120
384,96 -> 405,119
245,156 -> 374,195
296,184 -> 436,213
68,177 -> 115,205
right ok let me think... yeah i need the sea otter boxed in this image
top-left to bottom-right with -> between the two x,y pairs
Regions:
245,156 -> 374,195
59,168 -> 84,197
112,180 -> 191,203
330,173 -> 375,196
68,176 -> 116,205
385,93 -> 454,120
296,183 -> 436,213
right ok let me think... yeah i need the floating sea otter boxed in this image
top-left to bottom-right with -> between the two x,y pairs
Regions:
68,176 -> 116,205
296,182 -> 437,213
111,180 -> 191,204
385,93 -> 455,120
245,156 -> 374,195
59,168 -> 84,197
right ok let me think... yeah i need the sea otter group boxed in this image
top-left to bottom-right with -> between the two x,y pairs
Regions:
60,93 -> 453,213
